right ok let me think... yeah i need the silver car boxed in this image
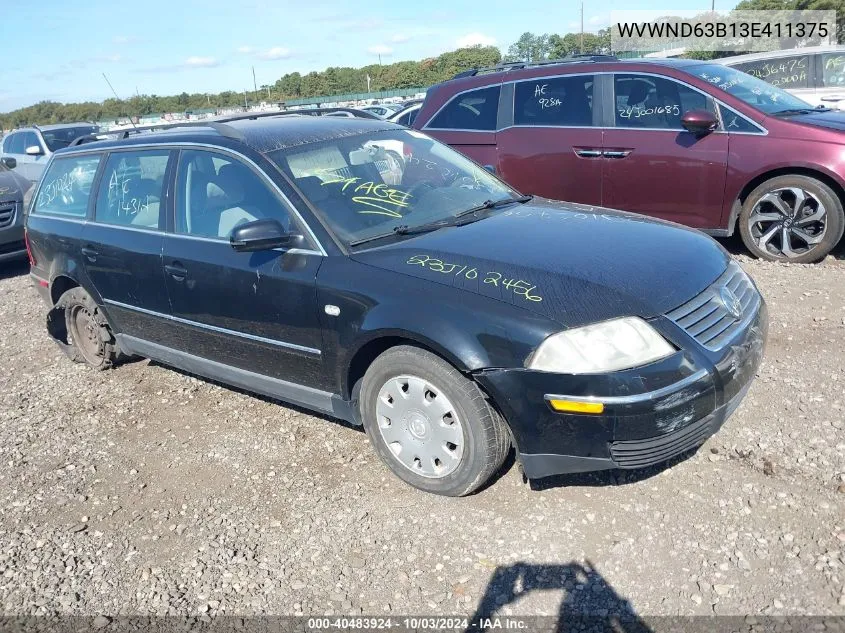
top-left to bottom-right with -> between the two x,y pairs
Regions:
1,123 -> 99,182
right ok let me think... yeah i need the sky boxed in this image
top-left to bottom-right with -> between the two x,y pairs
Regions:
1,0 -> 738,112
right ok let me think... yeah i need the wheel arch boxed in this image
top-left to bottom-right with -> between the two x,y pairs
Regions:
49,274 -> 80,307
728,166 -> 845,234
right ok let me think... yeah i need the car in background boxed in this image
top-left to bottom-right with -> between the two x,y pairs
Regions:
720,46 -> 845,109
25,114 -> 765,496
388,101 -> 423,127
414,56 -> 845,263
360,104 -> 402,118
0,156 -> 35,263
1,123 -> 99,182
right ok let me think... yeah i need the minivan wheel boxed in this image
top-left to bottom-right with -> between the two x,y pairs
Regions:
739,175 -> 844,263
360,346 -> 510,496
56,288 -> 119,370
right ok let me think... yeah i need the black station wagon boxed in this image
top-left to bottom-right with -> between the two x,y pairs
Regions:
25,114 -> 767,496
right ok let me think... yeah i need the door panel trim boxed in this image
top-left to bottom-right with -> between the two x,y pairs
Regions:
104,298 -> 321,355
116,334 -> 337,415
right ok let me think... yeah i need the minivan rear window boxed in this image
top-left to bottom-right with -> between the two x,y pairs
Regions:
33,155 -> 101,218
426,86 -> 501,131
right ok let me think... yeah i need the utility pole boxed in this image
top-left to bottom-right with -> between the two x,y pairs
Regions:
252,66 -> 258,101
580,2 -> 584,54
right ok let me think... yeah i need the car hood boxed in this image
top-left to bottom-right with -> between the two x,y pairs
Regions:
351,199 -> 729,328
786,109 -> 845,132
0,169 -> 31,204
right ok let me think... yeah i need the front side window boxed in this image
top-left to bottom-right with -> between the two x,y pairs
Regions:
175,149 -> 305,241
732,55 -> 809,89
95,150 -> 170,229
33,154 -> 101,217
692,63 -> 812,114
426,85 -> 500,131
614,74 -> 712,129
22,131 -> 42,153
41,126 -> 99,152
821,53 -> 845,87
268,129 -> 515,245
514,75 -> 595,126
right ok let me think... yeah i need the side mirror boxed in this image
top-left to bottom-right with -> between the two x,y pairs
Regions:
681,110 -> 718,135
1,157 -> 16,169
25,145 -> 43,156
229,218 -> 304,252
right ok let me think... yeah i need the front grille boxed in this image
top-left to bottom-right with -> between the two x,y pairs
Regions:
0,202 -> 15,228
666,261 -> 760,351
610,414 -> 715,469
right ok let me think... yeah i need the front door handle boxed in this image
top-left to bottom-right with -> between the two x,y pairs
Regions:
81,246 -> 98,262
164,263 -> 188,281
603,150 -> 632,159
574,148 -> 603,158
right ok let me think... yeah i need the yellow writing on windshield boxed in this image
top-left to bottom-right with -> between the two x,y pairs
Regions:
321,176 -> 412,218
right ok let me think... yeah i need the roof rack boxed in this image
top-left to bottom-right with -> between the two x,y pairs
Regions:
452,54 -> 618,79
214,107 -> 380,122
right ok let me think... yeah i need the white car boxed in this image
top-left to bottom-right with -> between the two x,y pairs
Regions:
387,102 -> 422,127
719,45 -> 845,109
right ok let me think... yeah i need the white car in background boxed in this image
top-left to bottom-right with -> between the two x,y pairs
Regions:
387,101 -> 422,127
719,45 -> 845,109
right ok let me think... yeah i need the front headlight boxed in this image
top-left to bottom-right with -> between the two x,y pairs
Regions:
526,317 -> 675,374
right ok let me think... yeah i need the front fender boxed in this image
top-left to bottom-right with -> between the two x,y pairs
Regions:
317,258 -> 560,397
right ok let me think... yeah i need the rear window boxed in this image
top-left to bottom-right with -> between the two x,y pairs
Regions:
821,52 -> 845,87
33,155 -> 101,218
426,86 -> 500,131
514,75 -> 595,126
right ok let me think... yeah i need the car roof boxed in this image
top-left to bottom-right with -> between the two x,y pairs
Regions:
54,115 -> 401,156
38,122 -> 98,131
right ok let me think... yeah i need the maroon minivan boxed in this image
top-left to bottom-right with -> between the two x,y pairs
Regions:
414,57 -> 845,263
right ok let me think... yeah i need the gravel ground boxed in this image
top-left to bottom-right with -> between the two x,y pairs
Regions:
0,246 -> 843,621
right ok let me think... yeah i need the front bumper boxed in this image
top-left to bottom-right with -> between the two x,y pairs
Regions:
476,299 -> 767,480
0,201 -> 26,263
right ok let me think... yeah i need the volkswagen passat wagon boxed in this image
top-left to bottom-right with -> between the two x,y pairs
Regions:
25,115 -> 767,496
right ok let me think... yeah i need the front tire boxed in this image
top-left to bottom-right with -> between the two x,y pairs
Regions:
360,346 -> 510,496
739,175 -> 844,263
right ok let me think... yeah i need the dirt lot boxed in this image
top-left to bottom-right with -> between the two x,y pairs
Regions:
0,245 -> 843,620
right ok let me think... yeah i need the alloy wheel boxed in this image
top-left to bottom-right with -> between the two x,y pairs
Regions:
747,187 -> 828,259
375,375 -> 464,478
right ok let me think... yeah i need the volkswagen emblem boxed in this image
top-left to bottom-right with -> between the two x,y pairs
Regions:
719,287 -> 743,321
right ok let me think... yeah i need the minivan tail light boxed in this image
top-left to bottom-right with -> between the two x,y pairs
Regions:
24,228 -> 36,266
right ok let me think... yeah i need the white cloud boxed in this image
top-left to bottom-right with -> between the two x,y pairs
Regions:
237,45 -> 255,54
367,44 -> 393,56
184,56 -> 219,68
390,33 -> 410,43
455,32 -> 496,48
256,46 -> 291,60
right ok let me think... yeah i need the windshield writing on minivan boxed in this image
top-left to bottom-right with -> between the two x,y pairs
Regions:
694,63 -> 812,114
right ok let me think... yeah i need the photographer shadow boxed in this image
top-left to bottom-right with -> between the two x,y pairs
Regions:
465,561 -> 652,633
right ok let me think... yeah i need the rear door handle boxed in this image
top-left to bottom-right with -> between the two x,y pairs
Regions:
81,246 -> 98,262
603,150 -> 632,159
164,263 -> 188,281
574,148 -> 603,158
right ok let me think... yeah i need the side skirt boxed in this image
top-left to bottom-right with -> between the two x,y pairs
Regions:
116,334 -> 359,425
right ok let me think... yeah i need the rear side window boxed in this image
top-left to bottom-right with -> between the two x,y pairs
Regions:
514,75 -> 595,126
3,133 -> 24,155
614,74 -> 712,129
732,56 -> 809,89
33,154 -> 101,218
820,53 -> 845,88
95,150 -> 170,229
427,86 -> 500,131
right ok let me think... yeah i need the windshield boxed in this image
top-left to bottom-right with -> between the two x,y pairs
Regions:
268,129 -> 515,245
693,63 -> 813,115
40,126 -> 99,151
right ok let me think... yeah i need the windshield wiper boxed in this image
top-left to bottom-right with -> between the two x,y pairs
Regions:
772,107 -> 827,116
348,195 -> 534,247
453,194 -> 533,220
